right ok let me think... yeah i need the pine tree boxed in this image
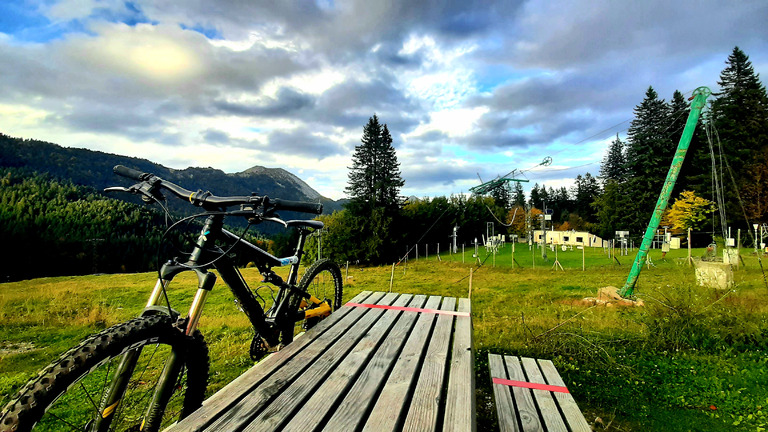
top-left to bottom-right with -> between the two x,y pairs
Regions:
346,115 -> 404,211
710,47 -> 768,220
624,87 -> 674,234
626,87 -> 673,186
489,181 -> 512,210
513,182 -> 526,207
529,183 -> 542,208
711,47 -> 768,167
344,114 -> 405,262
701,47 -> 768,229
668,90 -> 689,145
571,173 -> 600,221
600,134 -> 627,183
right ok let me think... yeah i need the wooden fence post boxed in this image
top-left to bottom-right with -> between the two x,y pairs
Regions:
389,263 -> 395,292
468,267 -> 473,299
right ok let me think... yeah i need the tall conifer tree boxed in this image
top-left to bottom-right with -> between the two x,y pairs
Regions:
600,134 -> 627,183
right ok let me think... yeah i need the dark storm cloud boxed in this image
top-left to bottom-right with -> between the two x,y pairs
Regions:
213,88 -> 316,117
138,0 -> 525,58
312,77 -> 425,133
264,128 -> 348,159
202,128 -> 229,144
402,162 -> 480,189
502,0 -> 768,70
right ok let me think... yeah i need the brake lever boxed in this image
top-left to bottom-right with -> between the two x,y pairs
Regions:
104,183 -> 164,204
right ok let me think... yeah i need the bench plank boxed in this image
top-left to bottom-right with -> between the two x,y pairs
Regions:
503,356 -> 541,432
241,292 -> 402,432
442,298 -> 475,432
402,297 -> 457,432
538,359 -> 591,432
520,357 -> 568,432
170,291 -> 476,432
170,290 -> 377,432
489,354 -> 519,432
320,295 -> 428,432
200,292 -> 390,431
361,295 -> 443,432
279,293 -> 417,432
491,355 -> 590,432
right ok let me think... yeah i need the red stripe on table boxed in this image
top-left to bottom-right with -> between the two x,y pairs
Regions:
492,377 -> 570,393
344,302 -> 470,317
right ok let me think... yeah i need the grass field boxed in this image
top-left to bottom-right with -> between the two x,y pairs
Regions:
1,245 -> 767,431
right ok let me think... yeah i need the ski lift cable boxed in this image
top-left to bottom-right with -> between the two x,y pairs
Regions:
396,204 -> 452,266
705,121 -> 728,240
485,204 -> 518,227
713,122 -> 768,291
519,86 -> 709,174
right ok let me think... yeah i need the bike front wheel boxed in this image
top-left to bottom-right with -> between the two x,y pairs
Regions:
0,314 -> 208,432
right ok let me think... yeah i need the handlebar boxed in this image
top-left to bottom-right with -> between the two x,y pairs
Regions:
112,165 -> 323,214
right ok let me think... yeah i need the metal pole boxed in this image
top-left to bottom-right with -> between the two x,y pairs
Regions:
621,86 -> 711,297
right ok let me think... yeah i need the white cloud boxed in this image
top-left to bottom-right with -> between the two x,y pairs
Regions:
1,0 -> 767,202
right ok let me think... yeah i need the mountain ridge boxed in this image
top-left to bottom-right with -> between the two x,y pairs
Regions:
0,133 -> 345,216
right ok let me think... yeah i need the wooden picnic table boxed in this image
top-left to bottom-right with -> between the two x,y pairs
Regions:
167,290 -> 475,432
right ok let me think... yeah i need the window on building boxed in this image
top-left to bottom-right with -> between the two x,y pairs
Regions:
576,236 -> 583,243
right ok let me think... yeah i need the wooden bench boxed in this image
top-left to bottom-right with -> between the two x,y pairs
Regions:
489,354 -> 591,432
167,291 -> 475,432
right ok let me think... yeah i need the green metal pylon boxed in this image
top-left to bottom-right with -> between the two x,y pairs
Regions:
620,86 -> 711,297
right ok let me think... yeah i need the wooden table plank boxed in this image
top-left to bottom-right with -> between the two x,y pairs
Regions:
361,295 -> 443,432
241,292 -> 402,432
489,354 -> 519,432
198,291 -> 389,431
317,295 -> 428,432
443,298 -> 475,432
169,290 -> 377,432
277,293 -> 417,432
538,359 -> 591,432
520,357 -> 567,432
503,356 -> 541,432
402,296 -> 457,432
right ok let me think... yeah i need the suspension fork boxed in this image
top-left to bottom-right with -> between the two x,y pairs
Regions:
96,219 -> 221,429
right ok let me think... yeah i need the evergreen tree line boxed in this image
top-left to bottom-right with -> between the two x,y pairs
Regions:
0,168 -> 274,281
308,47 -> 768,265
595,46 -> 768,242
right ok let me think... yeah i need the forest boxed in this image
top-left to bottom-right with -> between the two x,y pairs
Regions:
0,168 -> 274,281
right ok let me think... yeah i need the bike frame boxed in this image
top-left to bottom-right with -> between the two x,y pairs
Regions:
144,213 -> 326,346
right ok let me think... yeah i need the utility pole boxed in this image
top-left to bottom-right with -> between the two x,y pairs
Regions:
620,86 -> 711,297
541,201 -> 548,261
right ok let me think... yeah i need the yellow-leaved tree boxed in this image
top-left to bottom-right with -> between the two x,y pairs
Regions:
662,190 -> 716,232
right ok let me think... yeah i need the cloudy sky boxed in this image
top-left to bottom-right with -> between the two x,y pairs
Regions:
1,1 -> 766,200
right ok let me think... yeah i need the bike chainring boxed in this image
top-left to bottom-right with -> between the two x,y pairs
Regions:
249,333 -> 269,361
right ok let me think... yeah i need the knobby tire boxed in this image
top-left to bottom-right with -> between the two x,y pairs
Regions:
0,315 -> 208,432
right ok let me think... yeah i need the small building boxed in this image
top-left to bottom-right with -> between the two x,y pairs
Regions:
532,230 -> 603,247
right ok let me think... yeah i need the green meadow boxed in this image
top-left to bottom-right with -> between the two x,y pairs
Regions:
1,245 -> 767,431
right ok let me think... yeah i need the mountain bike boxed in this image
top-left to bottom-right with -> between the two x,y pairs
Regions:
0,165 -> 343,432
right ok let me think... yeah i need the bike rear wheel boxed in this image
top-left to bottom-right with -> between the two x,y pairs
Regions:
297,259 -> 343,330
0,315 -> 208,432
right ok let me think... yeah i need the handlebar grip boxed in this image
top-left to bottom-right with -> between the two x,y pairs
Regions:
114,165 -> 146,181
271,198 -> 323,214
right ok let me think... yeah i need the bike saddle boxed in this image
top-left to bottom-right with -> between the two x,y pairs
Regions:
286,220 -> 324,230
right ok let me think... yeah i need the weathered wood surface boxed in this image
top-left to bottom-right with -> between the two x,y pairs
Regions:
167,291 -> 475,432
489,354 -> 591,432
